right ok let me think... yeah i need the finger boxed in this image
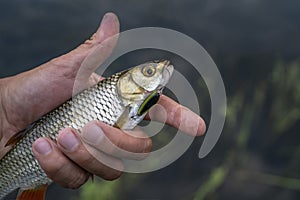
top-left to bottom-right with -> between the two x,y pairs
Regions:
73,13 -> 120,92
32,138 -> 89,189
57,128 -> 123,180
49,12 -> 120,86
4,13 -> 120,131
146,95 -> 206,136
81,121 -> 152,160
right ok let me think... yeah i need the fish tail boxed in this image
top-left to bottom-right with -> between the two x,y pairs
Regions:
17,185 -> 48,200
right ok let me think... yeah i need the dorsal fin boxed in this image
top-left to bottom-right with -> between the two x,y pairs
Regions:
5,124 -> 34,147
17,185 -> 48,200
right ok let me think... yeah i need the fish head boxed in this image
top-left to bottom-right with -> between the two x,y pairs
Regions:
115,60 -> 174,129
117,60 -> 174,101
130,59 -> 174,92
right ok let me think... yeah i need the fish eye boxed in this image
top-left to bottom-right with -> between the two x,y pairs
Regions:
142,66 -> 156,77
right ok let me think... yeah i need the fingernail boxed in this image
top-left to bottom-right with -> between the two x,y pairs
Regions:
82,123 -> 104,146
98,13 -> 115,39
33,138 -> 52,155
102,12 -> 115,23
59,130 -> 79,152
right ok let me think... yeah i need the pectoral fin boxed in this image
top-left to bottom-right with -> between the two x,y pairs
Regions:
17,185 -> 47,200
5,124 -> 35,147
5,129 -> 27,147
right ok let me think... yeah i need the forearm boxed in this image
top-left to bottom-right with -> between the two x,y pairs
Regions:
0,78 -> 10,157
0,77 -> 7,141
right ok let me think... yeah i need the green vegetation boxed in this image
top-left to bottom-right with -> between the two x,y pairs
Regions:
192,60 -> 300,199
77,179 -> 120,200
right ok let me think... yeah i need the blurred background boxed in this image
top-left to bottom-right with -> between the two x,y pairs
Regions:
1,0 -> 300,199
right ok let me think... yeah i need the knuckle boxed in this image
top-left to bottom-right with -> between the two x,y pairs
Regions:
46,168 -> 64,182
67,172 -> 89,189
168,104 -> 182,129
143,138 -> 152,153
78,149 -> 94,163
198,118 -> 207,135
47,159 -> 89,189
95,159 -> 124,181
40,155 -> 66,179
105,137 -> 123,156
173,105 -> 183,129
102,169 -> 123,181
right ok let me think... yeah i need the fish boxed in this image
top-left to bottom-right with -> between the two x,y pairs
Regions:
0,60 -> 174,200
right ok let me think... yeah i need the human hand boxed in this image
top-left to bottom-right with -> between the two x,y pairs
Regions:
0,13 -> 206,188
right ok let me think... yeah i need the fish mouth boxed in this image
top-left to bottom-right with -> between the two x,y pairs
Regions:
161,60 -> 174,87
165,64 -> 174,79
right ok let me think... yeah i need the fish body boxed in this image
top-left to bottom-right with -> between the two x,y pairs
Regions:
0,60 -> 174,200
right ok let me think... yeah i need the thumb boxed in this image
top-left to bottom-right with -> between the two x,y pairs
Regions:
47,12 -> 120,86
3,13 -> 119,131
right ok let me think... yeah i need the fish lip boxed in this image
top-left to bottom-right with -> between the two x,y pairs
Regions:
161,62 -> 174,87
165,64 -> 174,78
145,86 -> 164,94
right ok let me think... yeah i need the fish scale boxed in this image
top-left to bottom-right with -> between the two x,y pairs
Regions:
0,60 -> 174,200
0,72 -> 126,199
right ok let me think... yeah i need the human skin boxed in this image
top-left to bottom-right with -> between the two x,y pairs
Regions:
0,13 -> 206,189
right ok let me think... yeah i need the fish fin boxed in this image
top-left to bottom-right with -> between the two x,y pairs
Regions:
5,129 -> 27,147
17,185 -> 47,200
5,124 -> 35,147
114,106 -> 132,129
113,124 -> 121,129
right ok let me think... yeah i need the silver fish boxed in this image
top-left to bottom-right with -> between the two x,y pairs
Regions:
0,60 -> 174,200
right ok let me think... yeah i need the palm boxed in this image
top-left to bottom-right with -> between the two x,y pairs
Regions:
0,13 -> 120,157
